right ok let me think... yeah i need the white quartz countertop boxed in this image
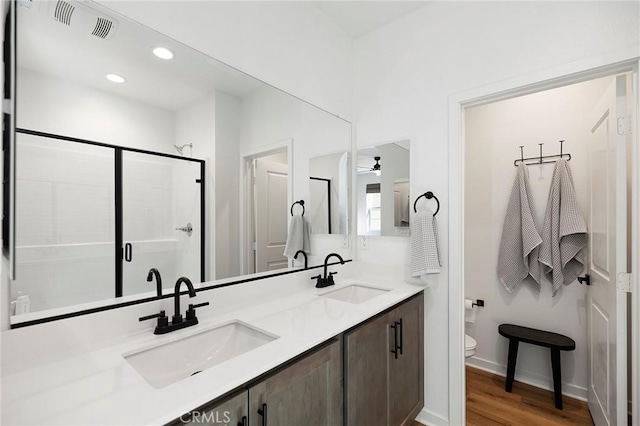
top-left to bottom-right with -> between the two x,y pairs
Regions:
1,263 -> 424,425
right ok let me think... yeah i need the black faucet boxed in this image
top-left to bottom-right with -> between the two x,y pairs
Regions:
147,268 -> 162,297
139,277 -> 209,335
311,253 -> 345,288
173,277 -> 196,324
294,250 -> 308,269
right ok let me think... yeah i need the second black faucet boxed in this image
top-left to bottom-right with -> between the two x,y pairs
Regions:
311,253 -> 345,288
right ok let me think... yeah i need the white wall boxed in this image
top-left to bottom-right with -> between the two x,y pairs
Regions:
17,68 -> 175,153
238,86 -> 352,265
95,1 -> 354,121
353,2 -> 639,423
309,151 -> 344,235
175,93 -> 216,280
214,91 -> 241,279
465,76 -> 613,400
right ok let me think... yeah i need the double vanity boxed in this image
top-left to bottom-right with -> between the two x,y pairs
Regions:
1,262 -> 424,425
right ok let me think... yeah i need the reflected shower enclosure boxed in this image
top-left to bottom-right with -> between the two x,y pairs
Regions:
12,131 -> 204,317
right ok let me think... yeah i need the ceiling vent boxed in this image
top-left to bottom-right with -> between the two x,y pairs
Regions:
47,0 -> 118,40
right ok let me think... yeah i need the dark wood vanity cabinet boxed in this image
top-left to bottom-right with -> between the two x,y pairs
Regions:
171,293 -> 423,426
174,340 -> 342,426
180,390 -> 248,425
346,293 -> 424,426
248,339 -> 342,426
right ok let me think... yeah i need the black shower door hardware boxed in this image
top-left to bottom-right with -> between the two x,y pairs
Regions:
123,243 -> 133,262
514,140 -> 572,166
15,128 -> 206,299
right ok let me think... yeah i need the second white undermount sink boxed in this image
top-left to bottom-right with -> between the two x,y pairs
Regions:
319,284 -> 390,304
123,320 -> 278,388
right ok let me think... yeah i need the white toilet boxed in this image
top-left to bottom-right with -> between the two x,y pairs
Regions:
465,334 -> 477,358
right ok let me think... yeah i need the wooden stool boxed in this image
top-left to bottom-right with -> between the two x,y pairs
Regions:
498,324 -> 576,409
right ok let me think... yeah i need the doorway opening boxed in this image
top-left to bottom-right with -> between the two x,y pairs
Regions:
241,146 -> 291,275
461,69 -> 635,425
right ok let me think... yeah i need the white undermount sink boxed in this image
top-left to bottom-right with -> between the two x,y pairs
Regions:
319,284 -> 390,304
123,320 -> 278,388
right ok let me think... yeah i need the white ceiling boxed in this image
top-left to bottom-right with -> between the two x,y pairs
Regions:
18,1 -> 264,112
313,1 -> 428,39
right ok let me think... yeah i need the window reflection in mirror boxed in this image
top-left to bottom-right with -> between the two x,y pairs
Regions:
11,1 -> 352,326
357,141 -> 410,237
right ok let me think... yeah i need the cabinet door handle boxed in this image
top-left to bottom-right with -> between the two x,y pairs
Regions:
237,415 -> 248,426
398,318 -> 404,355
257,403 -> 267,426
390,322 -> 399,359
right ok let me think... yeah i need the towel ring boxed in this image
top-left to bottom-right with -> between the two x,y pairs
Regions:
290,200 -> 305,216
413,192 -> 439,216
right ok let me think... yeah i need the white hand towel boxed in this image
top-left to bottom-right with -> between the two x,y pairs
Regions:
411,208 -> 441,277
497,164 -> 542,293
539,159 -> 587,296
283,215 -> 311,258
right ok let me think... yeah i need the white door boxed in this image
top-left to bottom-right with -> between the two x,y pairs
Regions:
254,158 -> 288,273
587,74 -> 629,426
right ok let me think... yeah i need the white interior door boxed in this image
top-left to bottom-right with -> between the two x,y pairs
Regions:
587,74 -> 629,426
254,158 -> 288,273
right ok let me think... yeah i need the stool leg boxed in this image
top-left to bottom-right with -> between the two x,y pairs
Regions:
550,349 -> 563,409
505,339 -> 519,392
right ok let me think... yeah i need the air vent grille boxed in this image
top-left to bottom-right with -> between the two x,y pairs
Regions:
54,0 -> 75,25
91,17 -> 113,39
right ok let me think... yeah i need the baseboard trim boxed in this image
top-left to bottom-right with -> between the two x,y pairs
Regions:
466,356 -> 588,401
415,408 -> 449,426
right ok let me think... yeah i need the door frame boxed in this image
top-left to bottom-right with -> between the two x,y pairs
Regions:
239,139 -> 293,275
448,53 -> 639,425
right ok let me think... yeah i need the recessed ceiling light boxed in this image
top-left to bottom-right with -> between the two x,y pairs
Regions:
106,74 -> 126,83
153,47 -> 174,60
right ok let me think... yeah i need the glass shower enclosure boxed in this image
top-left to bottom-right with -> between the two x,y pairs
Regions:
12,130 -> 204,318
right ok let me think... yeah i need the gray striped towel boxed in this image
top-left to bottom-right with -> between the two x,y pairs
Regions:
283,215 -> 311,258
497,164 -> 542,293
539,159 -> 587,296
411,208 -> 441,277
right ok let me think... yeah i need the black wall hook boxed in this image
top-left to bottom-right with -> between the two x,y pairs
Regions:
290,200 -> 305,216
413,191 -> 440,216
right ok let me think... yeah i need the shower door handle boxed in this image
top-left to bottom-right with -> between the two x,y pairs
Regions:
124,243 -> 132,262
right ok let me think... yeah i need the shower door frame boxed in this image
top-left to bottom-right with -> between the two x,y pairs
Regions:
14,128 -> 206,297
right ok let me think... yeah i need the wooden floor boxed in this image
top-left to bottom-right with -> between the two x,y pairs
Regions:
465,366 -> 593,425
413,366 -> 593,426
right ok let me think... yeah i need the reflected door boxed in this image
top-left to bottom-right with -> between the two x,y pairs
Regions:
121,151 -> 202,296
254,158 -> 288,272
586,74 -> 629,426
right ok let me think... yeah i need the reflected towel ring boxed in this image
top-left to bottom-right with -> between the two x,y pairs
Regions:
413,192 -> 439,216
290,200 -> 305,216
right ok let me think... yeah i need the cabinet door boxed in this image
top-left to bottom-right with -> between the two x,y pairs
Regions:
248,340 -> 342,426
178,390 -> 248,426
345,313 -> 390,426
389,293 -> 424,426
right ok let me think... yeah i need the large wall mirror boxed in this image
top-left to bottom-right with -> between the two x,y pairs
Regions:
357,140 -> 410,237
10,0 -> 351,326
